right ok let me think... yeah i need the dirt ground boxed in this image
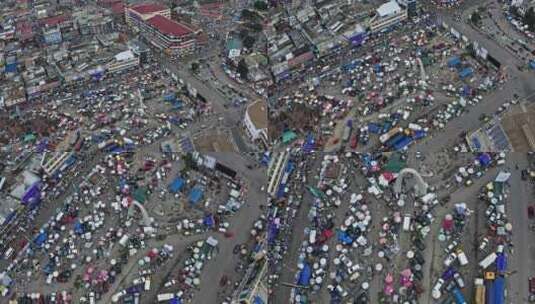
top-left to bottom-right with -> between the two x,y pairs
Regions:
193,129 -> 237,152
501,102 -> 535,151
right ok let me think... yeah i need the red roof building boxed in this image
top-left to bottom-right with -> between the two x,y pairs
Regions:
125,2 -> 170,28
125,3 -> 198,57
16,20 -> 33,42
146,15 -> 192,37
130,3 -> 167,14
40,14 -> 71,28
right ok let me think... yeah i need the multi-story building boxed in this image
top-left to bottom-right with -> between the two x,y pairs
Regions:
125,3 -> 197,56
142,15 -> 197,56
106,50 -> 139,73
266,152 -> 289,198
244,100 -> 268,146
74,9 -> 115,36
43,26 -> 62,44
368,1 -> 408,33
397,0 -> 417,18
125,3 -> 170,30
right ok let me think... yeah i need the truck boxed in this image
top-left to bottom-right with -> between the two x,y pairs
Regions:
342,120 -> 353,142
456,250 -> 468,266
379,127 -> 403,143
494,276 -> 505,304
474,278 -> 485,304
485,279 -> 495,304
309,229 -> 317,244
403,215 -> 411,231
157,293 -> 175,302
479,252 -> 497,269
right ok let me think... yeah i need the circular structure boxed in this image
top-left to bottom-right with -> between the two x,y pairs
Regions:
393,168 -> 429,197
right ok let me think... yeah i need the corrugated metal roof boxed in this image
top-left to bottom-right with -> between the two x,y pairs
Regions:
130,3 -> 167,14
146,15 -> 193,37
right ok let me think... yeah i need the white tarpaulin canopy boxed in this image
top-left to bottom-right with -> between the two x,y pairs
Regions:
495,171 -> 511,182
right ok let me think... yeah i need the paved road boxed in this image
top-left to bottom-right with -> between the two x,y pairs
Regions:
158,56 -> 254,153
506,153 -> 533,303
270,156 -> 318,304
411,10 -> 535,154
192,153 -> 266,304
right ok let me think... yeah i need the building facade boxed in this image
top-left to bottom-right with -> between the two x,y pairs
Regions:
368,1 -> 408,33
244,100 -> 268,146
125,3 -> 197,56
125,3 -> 170,29
106,50 -> 140,73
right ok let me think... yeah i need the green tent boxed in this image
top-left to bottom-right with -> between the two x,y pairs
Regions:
23,133 -> 36,142
384,154 -> 406,173
306,185 -> 327,200
133,187 -> 148,204
282,131 -> 297,144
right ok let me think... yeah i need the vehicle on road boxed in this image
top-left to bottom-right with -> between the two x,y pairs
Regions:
529,206 -> 534,219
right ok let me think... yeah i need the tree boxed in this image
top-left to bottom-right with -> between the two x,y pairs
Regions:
243,35 -> 256,49
239,28 -> 249,39
241,9 -> 256,21
523,7 -> 535,32
247,22 -> 263,32
470,11 -> 481,25
237,59 -> 249,80
254,0 -> 268,10
191,62 -> 199,73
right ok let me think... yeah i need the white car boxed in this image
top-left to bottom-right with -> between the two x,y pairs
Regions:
444,252 -> 457,267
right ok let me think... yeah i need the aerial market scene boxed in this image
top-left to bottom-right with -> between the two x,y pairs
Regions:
0,0 -> 534,303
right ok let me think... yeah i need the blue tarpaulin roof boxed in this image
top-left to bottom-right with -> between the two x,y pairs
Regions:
189,186 -> 204,204
494,276 -> 505,304
34,232 -> 47,247
169,177 -> 185,193
447,56 -> 461,67
4,63 -> 17,73
268,221 -> 279,244
261,152 -> 270,166
368,123 -> 381,134
298,263 -> 312,286
276,182 -> 286,199
302,133 -> 315,153
203,214 -> 215,228
459,67 -> 473,79
413,130 -> 427,140
169,297 -> 182,304
337,230 -> 353,245
253,296 -> 264,304
496,253 -> 507,273
393,136 -> 413,151
74,221 -> 84,235
478,153 -> 492,166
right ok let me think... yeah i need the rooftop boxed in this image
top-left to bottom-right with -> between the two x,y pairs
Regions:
377,1 -> 402,17
40,14 -> 71,27
146,15 -> 193,37
247,100 -> 268,130
130,3 -> 168,15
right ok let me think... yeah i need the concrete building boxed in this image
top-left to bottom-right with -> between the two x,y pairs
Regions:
244,100 -> 268,146
106,49 -> 139,73
125,3 -> 197,56
142,15 -> 197,56
398,0 -> 418,18
74,9 -> 115,36
43,26 -> 62,44
266,152 -> 289,198
41,152 -> 73,176
368,1 -> 407,33
124,2 -> 170,30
